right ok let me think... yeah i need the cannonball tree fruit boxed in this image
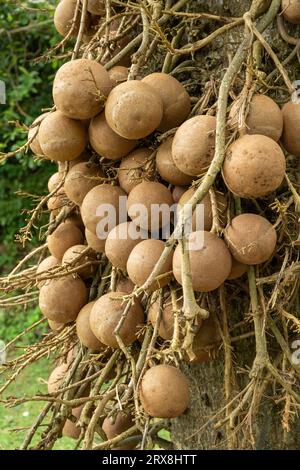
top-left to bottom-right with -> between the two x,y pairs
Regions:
178,188 -> 227,232
64,162 -> 104,206
172,186 -> 187,203
173,231 -> 232,292
142,72 -> 191,132
39,275 -> 88,324
108,66 -> 129,88
222,134 -> 286,198
139,365 -> 190,418
115,276 -> 136,295
76,301 -> 104,351
188,316 -> 221,364
172,115 -> 216,176
102,412 -> 136,450
127,239 -> 173,291
102,412 -> 134,440
156,138 -> 194,186
105,80 -> 164,139
148,295 -> 185,341
53,59 -> 112,120
229,94 -> 283,141
54,0 -> 86,37
85,227 -> 106,253
105,221 -> 145,270
89,112 -> 137,161
62,406 -> 83,439
48,319 -> 64,332
48,363 -> 69,394
38,111 -> 87,162
36,256 -> 60,289
126,181 -> 174,232
83,0 -> 105,15
62,244 -> 97,279
81,184 -> 126,234
47,189 -> 68,216
282,0 -> 300,24
282,100 -> 300,157
28,112 -> 49,155
47,221 -> 84,260
225,213 -> 277,265
89,292 -> 144,348
48,172 -> 63,193
117,148 -> 154,194
59,150 -> 90,173
227,258 -> 248,280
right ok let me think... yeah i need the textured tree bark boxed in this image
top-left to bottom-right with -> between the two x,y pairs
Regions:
171,0 -> 300,450
173,354 -> 300,449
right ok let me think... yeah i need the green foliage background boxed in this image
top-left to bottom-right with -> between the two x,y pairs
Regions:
0,1 -> 61,341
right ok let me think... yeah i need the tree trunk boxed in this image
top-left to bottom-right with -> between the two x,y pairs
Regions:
171,0 -> 300,450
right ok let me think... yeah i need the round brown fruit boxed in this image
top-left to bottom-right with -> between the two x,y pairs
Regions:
172,115 -> 216,176
59,150 -> 89,173
102,412 -> 134,439
115,276 -> 135,294
173,231 -> 232,292
81,184 -> 126,233
108,66 -> 129,88
48,363 -> 68,393
47,221 -> 84,260
229,94 -> 283,141
39,111 -> 86,162
66,212 -> 85,231
39,275 -> 88,324
127,181 -> 173,232
48,172 -> 63,193
282,101 -> 300,157
105,80 -> 163,139
48,319 -> 64,332
89,292 -> 144,348
85,227 -> 106,253
64,162 -> 104,206
156,138 -> 193,186
178,188 -> 227,232
62,244 -> 97,279
76,301 -> 104,350
53,59 -> 112,120
54,0 -> 84,37
225,213 -> 277,265
84,0 -> 105,15
172,186 -> 187,203
282,0 -> 300,24
89,112 -> 137,160
189,316 -> 221,364
47,189 -> 68,216
139,365 -> 190,418
102,412 -> 135,449
127,239 -> 173,291
148,296 -> 182,340
142,73 -> 191,132
222,134 -> 286,198
105,222 -> 145,270
227,258 -> 248,280
28,113 -> 49,155
117,148 -> 154,194
63,406 -> 83,439
36,256 -> 60,289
